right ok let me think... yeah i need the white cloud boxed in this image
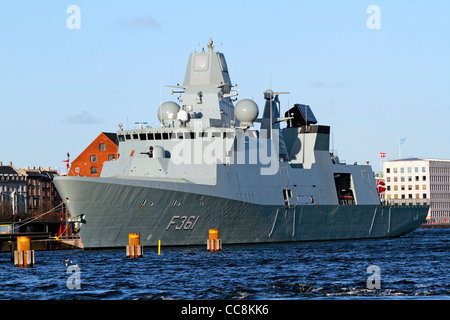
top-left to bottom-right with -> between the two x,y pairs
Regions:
120,15 -> 161,29
63,110 -> 104,125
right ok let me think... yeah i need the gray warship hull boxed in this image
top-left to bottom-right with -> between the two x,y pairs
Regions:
54,39 -> 430,249
54,176 -> 429,249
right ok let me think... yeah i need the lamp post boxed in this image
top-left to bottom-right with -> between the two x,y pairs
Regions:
0,191 -> 14,233
11,191 -> 16,233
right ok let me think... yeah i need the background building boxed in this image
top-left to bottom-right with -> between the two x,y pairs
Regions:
68,132 -> 118,177
16,166 -> 63,215
383,158 -> 450,224
0,162 -> 27,219
0,162 -> 67,235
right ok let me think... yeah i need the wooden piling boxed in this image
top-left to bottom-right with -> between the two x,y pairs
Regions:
207,229 -> 222,252
126,233 -> 143,258
14,236 -> 34,267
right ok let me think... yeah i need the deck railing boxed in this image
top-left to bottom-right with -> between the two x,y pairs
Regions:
381,199 -> 431,207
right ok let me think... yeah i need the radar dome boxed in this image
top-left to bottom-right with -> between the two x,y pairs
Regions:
234,99 -> 259,127
158,101 -> 180,122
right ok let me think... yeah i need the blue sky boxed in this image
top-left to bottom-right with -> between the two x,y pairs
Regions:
0,0 -> 449,173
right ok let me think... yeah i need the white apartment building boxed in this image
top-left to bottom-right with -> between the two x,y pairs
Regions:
383,158 -> 450,224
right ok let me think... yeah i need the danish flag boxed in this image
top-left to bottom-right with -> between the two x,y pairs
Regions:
377,180 -> 386,193
62,152 -> 70,169
380,152 -> 386,158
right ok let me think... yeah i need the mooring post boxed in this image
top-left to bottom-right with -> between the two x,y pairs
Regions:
14,236 -> 34,267
207,229 -> 222,252
126,233 -> 143,258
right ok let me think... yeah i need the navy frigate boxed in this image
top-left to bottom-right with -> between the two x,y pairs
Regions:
53,38 -> 429,249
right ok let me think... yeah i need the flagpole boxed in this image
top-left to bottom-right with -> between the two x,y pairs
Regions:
380,154 -> 382,174
379,152 -> 386,173
399,137 -> 407,159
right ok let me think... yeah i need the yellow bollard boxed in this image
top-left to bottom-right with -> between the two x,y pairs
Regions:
158,240 -> 161,255
207,229 -> 222,252
17,236 -> 30,252
126,233 -> 143,258
14,236 -> 34,267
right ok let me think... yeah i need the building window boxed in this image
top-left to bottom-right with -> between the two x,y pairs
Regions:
422,167 -> 426,172
108,154 -> 115,161
99,143 -> 106,151
91,167 -> 98,175
90,155 -> 97,162
394,168 -> 398,173
423,176 -> 426,181
386,168 -> 390,173
401,168 -> 405,173
75,167 -> 80,173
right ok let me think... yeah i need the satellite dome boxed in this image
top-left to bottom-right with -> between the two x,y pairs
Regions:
158,101 -> 180,122
234,99 -> 259,127
177,109 -> 188,122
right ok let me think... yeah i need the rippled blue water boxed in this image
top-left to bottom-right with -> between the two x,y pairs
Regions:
0,228 -> 448,300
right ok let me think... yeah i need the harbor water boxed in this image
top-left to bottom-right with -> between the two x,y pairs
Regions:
0,228 -> 448,300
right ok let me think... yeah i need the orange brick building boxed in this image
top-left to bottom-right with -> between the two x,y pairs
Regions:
68,132 -> 118,177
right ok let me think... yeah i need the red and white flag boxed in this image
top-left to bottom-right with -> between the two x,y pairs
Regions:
380,152 -> 386,158
62,159 -> 69,169
62,152 -> 70,169
377,180 -> 386,193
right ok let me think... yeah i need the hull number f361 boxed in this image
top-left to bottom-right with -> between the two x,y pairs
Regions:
166,216 -> 200,231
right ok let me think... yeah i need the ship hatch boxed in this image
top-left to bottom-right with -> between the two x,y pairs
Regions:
334,173 -> 355,205
283,189 -> 293,207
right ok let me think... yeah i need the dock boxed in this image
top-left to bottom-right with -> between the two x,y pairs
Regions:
0,232 -> 83,253
420,223 -> 450,229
